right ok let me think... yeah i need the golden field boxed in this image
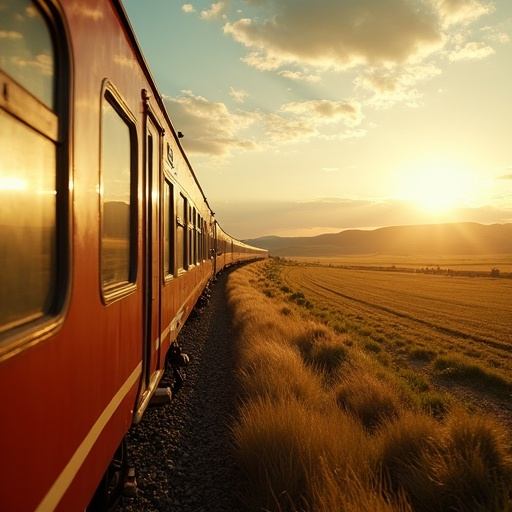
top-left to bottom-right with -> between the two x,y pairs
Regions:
227,259 -> 512,512
291,254 -> 512,273
280,261 -> 511,385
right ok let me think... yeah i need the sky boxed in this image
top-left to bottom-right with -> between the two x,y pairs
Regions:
122,0 -> 512,240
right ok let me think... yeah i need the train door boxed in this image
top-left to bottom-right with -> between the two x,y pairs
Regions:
139,102 -> 163,412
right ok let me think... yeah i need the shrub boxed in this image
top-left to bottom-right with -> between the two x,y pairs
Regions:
426,410 -> 512,511
334,370 -> 402,432
409,347 -> 437,362
433,354 -> 511,395
232,396 -> 368,512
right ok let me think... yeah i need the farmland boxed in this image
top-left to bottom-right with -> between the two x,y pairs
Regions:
291,254 -> 512,273
275,259 -> 512,424
282,265 -> 511,362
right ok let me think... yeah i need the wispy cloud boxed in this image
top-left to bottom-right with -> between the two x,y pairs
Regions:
163,90 -> 258,157
449,41 -> 495,61
0,30 -> 22,40
495,173 -> 512,181
163,90 -> 365,156
229,86 -> 248,103
278,70 -> 321,83
200,1 -> 230,21
279,99 -> 363,127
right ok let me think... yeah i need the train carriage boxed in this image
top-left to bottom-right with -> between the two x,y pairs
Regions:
0,0 -> 267,510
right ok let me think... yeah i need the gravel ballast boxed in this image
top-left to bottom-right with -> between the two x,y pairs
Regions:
118,269 -> 245,512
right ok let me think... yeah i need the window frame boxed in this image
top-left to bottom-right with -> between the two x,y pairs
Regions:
0,0 -> 70,358
176,192 -> 187,274
99,81 -> 138,304
163,177 -> 175,281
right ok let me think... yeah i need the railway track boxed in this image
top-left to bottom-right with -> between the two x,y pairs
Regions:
118,269 -> 245,512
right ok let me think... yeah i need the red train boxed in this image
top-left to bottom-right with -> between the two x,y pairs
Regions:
0,0 -> 267,510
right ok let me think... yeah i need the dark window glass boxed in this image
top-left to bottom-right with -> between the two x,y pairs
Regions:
100,94 -> 135,291
187,205 -> 193,267
192,207 -> 197,265
163,180 -> 174,276
198,215 -> 203,263
177,193 -> 186,271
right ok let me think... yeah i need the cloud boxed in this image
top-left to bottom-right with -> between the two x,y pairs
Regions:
223,0 -> 449,71
0,30 -> 22,40
258,113 -> 316,143
163,90 -> 258,157
278,70 -> 321,82
200,1 -> 230,21
495,173 -> 512,181
355,63 -> 442,108
279,100 -> 363,127
229,86 -> 248,103
215,0 -> 495,111
182,4 -> 196,14
435,0 -> 494,27
162,90 -> 366,156
449,41 -> 495,61
8,53 -> 53,76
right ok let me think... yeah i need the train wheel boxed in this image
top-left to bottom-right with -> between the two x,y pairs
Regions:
87,438 -> 128,511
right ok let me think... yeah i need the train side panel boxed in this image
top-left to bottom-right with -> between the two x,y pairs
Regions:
0,0 -> 266,510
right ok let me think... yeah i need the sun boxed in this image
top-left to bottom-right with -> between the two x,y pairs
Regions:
400,158 -> 472,213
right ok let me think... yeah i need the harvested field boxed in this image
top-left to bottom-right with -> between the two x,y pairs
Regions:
283,266 -> 511,355
292,254 -> 512,273
275,261 -> 512,426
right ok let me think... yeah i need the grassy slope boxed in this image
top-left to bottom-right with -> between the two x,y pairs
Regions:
227,260 -> 512,512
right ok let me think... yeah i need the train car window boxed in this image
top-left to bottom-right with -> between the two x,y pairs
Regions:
176,193 -> 186,272
187,205 -> 193,268
0,0 -> 66,340
163,180 -> 175,277
192,207 -> 197,265
203,219 -> 208,261
100,88 -> 137,296
0,0 -> 54,108
198,216 -> 203,262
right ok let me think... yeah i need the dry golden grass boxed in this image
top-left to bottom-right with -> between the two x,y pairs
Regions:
227,261 -> 512,512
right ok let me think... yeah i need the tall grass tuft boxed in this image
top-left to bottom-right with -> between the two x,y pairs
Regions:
233,396 -> 369,511
426,410 -> 512,511
237,338 -> 326,407
293,322 -> 349,380
334,369 -> 402,432
432,354 -> 512,395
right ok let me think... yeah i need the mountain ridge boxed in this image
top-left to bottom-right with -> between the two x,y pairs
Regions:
243,222 -> 512,257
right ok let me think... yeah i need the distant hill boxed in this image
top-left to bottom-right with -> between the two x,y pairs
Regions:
244,223 -> 512,257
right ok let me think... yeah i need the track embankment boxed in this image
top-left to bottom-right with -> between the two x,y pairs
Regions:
118,268 -> 244,512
